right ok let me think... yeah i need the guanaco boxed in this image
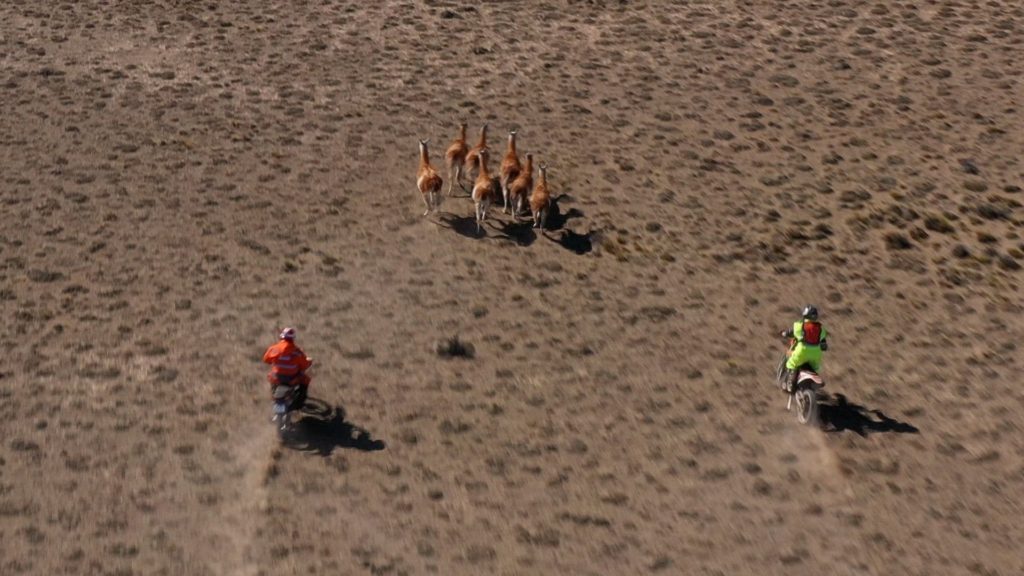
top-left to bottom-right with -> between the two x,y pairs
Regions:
444,122 -> 468,196
506,152 -> 533,220
472,148 -> 496,234
464,123 -> 488,181
499,129 -> 522,214
530,162 -> 551,230
417,139 -> 443,216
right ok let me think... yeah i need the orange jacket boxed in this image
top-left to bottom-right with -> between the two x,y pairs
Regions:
263,340 -> 312,376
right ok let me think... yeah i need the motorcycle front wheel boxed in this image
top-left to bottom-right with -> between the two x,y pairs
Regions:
794,388 -> 818,426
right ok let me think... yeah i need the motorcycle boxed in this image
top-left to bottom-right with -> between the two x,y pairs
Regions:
776,339 -> 824,426
269,361 -> 312,433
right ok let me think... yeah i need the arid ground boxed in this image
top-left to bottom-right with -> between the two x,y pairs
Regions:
1,1 -> 1023,575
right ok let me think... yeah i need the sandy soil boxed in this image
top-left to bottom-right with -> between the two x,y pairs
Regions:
1,1 -> 1023,575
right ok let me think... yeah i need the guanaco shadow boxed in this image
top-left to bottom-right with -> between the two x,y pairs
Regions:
281,397 -> 385,455
489,218 -> 537,246
818,393 -> 919,436
545,195 -> 584,232
438,213 -> 487,239
538,194 -> 594,254
545,229 -> 597,255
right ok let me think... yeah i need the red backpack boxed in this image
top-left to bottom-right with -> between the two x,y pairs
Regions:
802,321 -> 822,345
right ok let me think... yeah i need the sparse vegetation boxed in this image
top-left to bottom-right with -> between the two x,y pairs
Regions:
884,232 -> 913,250
435,335 -> 475,359
3,1 -> 1021,575
924,214 -> 956,234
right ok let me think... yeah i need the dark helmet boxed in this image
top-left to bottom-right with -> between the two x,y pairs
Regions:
801,305 -> 819,320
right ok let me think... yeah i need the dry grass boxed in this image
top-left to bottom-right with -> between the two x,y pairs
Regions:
1,1 -> 1022,575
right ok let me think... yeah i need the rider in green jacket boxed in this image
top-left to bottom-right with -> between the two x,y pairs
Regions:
780,305 -> 829,391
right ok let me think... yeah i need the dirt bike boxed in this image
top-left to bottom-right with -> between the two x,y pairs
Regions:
776,339 -> 824,426
269,361 -> 312,433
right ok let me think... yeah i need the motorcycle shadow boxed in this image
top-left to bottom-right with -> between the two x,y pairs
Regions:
280,397 -> 386,455
818,393 -> 920,437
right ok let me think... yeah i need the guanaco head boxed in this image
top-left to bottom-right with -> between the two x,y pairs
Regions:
477,147 -> 489,167
538,162 -> 548,178
457,122 -> 467,137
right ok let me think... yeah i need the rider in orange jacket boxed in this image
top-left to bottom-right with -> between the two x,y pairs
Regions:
263,327 -> 312,404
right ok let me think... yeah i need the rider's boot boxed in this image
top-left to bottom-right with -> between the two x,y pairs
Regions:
779,369 -> 794,393
787,369 -> 798,393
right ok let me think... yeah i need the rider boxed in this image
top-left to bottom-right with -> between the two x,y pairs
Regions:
780,305 -> 829,391
263,327 -> 313,407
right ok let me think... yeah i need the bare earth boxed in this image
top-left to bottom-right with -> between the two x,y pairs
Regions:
2,1 -> 1023,575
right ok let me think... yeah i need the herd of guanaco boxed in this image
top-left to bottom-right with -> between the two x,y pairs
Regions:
417,123 -> 550,234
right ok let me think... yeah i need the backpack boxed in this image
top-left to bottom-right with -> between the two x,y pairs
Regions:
801,321 -> 822,345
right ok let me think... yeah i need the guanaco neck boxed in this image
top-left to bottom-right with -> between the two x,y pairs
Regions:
457,125 -> 466,142
522,155 -> 533,174
507,133 -> 517,155
476,126 -> 487,148
478,153 -> 490,179
419,144 -> 430,168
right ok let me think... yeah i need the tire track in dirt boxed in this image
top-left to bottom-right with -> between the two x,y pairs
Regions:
199,422 -> 277,576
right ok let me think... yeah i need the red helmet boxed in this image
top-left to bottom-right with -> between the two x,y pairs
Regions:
280,327 -> 296,341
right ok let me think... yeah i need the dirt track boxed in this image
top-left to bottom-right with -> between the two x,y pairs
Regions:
1,1 -> 1023,575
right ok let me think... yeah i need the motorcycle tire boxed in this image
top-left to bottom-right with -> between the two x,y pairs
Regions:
794,388 -> 818,426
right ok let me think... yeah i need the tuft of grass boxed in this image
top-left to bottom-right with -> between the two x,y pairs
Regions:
924,214 -> 955,234
884,231 -> 913,250
435,336 -> 474,359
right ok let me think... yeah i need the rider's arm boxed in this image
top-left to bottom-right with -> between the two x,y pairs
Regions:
263,346 -> 277,364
